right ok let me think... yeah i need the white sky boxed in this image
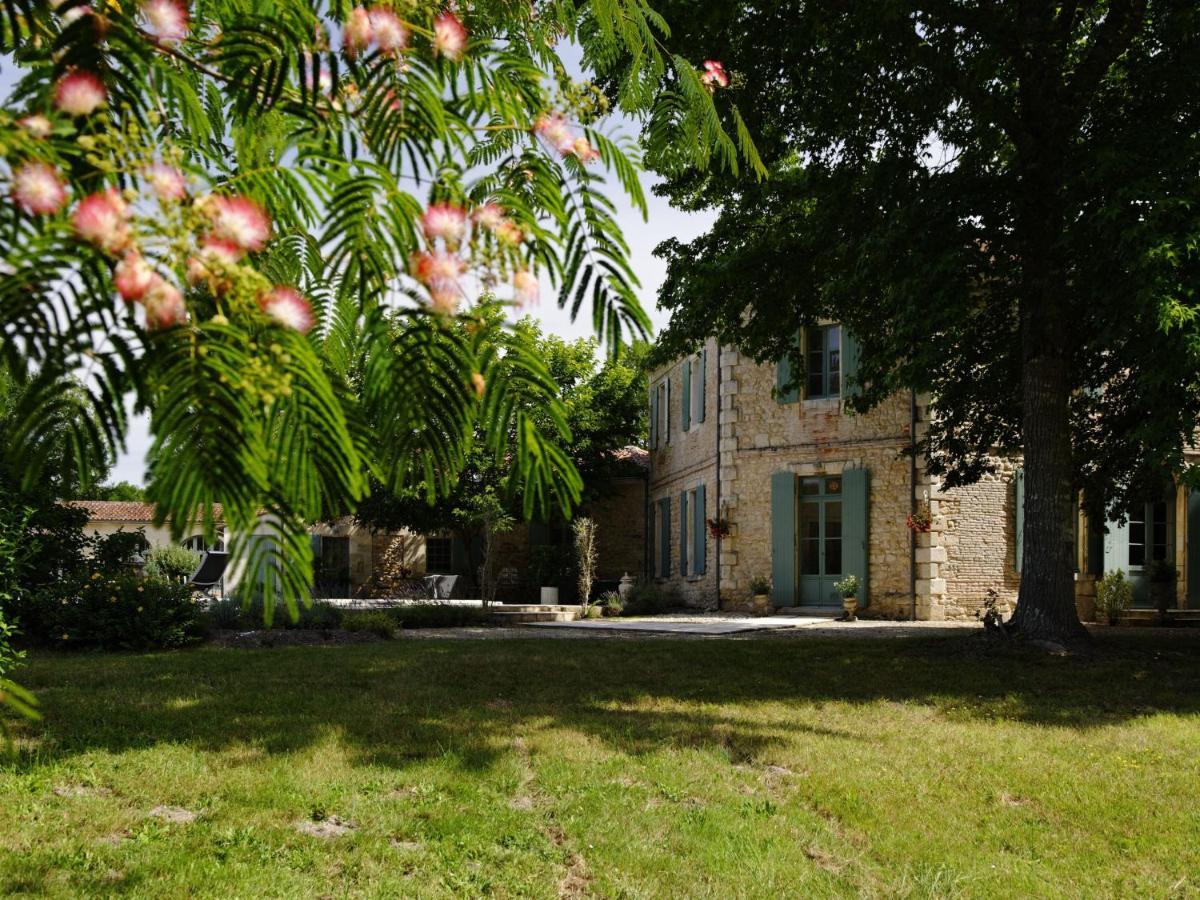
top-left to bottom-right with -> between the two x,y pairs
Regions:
2,44 -> 715,486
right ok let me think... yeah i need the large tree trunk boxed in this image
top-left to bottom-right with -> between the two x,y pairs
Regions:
1007,352 -> 1089,644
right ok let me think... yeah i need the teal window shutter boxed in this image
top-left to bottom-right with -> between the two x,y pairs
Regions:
842,329 -> 861,400
842,468 -> 869,606
679,490 -> 689,576
659,497 -> 671,577
776,332 -> 800,403
770,471 -> 797,606
650,387 -> 659,449
665,377 -> 672,443
698,348 -> 707,423
694,483 -> 707,575
1014,467 -> 1024,572
681,359 -> 692,431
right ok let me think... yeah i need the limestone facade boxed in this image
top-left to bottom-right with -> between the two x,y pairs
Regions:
649,338 -> 1024,619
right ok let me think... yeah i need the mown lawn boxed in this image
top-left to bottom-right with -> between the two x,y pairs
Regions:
2,631 -> 1199,898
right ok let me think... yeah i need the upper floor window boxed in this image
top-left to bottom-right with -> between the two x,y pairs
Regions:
805,325 -> 841,399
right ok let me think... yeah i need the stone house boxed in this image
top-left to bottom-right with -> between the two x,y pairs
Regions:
648,326 -> 1200,619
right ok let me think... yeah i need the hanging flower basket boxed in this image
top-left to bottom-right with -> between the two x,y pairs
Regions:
706,517 -> 731,539
906,509 -> 933,533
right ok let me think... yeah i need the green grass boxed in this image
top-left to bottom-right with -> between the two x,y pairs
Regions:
2,631 -> 1200,897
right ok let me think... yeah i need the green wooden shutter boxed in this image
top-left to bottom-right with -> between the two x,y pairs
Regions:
665,378 -> 672,443
681,358 -> 692,431
842,467 -> 869,606
679,490 -> 689,576
770,471 -> 797,606
658,497 -> 671,577
698,348 -> 707,423
776,335 -> 800,404
694,483 -> 707,575
842,329 -> 861,401
1014,467 -> 1024,572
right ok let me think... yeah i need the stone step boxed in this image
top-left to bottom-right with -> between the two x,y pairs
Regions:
493,604 -> 582,614
489,608 -> 580,624
1113,609 -> 1200,626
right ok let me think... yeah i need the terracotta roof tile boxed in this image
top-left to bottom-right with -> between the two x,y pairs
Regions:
66,500 -> 224,524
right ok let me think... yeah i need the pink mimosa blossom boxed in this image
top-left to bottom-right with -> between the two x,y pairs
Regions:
73,189 -> 130,253
343,7 -> 374,57
472,202 -> 505,231
535,113 -> 576,155
370,6 -> 409,53
18,115 -> 53,138
411,249 -> 464,314
144,162 -> 186,201
186,237 -> 243,289
259,286 -> 315,333
493,219 -> 524,246
421,202 -> 467,247
143,276 -> 187,329
114,251 -> 156,302
571,136 -> 600,164
207,195 -> 271,252
52,0 -> 91,24
513,269 -> 539,308
12,162 -> 67,215
432,11 -> 466,60
54,71 -> 107,116
141,0 -> 189,44
700,59 -> 729,90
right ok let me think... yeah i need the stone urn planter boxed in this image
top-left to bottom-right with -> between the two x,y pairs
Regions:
748,576 -> 772,616
841,595 -> 859,622
752,593 -> 772,616
835,574 -> 861,622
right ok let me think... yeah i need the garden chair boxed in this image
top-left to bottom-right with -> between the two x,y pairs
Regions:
422,574 -> 458,600
189,550 -> 230,599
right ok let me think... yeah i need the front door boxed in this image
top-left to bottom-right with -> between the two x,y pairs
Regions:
798,476 -> 843,607
1189,490 -> 1200,609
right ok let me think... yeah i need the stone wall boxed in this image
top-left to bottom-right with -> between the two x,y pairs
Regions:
648,338 -> 719,607
586,476 -> 647,583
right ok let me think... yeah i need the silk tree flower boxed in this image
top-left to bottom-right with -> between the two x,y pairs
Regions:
186,238 -> 243,291
472,202 -> 505,231
493,219 -> 524,246
12,162 -> 67,215
52,0 -> 91,23
421,202 -> 467,247
432,11 -> 466,60
411,249 -> 464,314
534,113 -> 576,156
18,115 -> 53,139
54,71 -> 107,116
513,269 -> 539,308
206,195 -> 271,252
141,0 -> 189,44
571,136 -> 600,164
144,162 -> 186,201
370,6 -> 409,53
259,286 -> 315,333
114,251 -> 157,302
343,7 -> 373,56
143,275 -> 187,329
700,59 -> 729,90
73,189 -> 130,253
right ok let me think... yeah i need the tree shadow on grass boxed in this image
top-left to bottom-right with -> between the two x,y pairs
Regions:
11,628 -> 1200,774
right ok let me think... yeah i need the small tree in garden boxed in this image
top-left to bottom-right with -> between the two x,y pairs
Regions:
573,517 -> 598,605
0,0 -> 761,624
464,493 -> 515,608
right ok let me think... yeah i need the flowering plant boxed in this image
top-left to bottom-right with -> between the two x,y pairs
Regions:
706,516 -> 731,538
0,0 -> 761,620
906,509 -> 933,533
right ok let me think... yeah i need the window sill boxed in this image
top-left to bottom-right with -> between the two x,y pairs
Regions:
803,396 -> 842,411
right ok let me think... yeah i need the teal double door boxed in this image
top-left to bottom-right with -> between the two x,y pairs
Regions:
771,469 -> 868,608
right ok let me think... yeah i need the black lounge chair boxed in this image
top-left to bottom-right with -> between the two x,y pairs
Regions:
189,550 -> 229,599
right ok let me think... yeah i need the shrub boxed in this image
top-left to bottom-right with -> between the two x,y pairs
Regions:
204,597 -> 244,630
1095,570 -> 1133,624
624,582 -> 667,616
749,575 -> 771,595
145,544 -> 202,583
14,574 -> 203,650
833,574 -> 860,599
391,603 -> 491,629
342,611 -> 397,638
93,529 -> 150,574
573,518 -> 598,603
599,590 -> 624,617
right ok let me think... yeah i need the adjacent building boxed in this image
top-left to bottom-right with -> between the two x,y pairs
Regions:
648,327 -> 1200,619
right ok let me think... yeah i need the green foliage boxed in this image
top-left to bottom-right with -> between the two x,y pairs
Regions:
0,0 -> 757,627
341,610 -> 396,638
13,575 -> 202,651
204,597 -> 246,631
145,544 -> 203,583
529,544 -> 570,589
91,482 -> 147,501
599,590 -> 624,617
92,530 -> 150,575
573,517 -> 599,602
834,575 -> 860,600
748,575 -> 771,596
390,604 -> 491,629
1096,571 -> 1134,624
625,581 -> 667,615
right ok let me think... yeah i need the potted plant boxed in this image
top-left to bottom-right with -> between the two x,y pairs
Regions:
529,544 -> 564,605
706,516 -> 731,539
1148,560 -> 1177,624
906,508 -> 932,533
834,574 -> 861,621
749,575 -> 772,615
